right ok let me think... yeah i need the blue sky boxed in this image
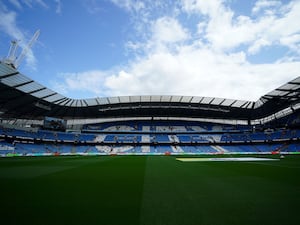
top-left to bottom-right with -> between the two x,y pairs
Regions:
0,0 -> 300,101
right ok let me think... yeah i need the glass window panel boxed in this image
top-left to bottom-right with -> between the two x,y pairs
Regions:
31,89 -> 54,98
1,76 -> 19,86
170,96 -> 182,102
278,91 -> 288,96
246,102 -> 255,109
240,101 -> 250,108
108,97 -> 119,104
70,100 -> 76,107
130,96 -> 140,102
211,98 -> 224,105
231,100 -> 247,107
1,74 -> 31,86
200,97 -> 213,104
161,96 -> 171,102
287,92 -> 298,97
267,90 -> 284,96
291,77 -> 300,83
57,98 -> 69,105
98,97 -> 109,105
190,96 -> 202,103
12,74 -> 31,84
151,96 -> 160,102
64,99 -> 74,106
85,98 -> 98,106
281,83 -> 298,90
181,96 -> 192,103
44,94 -> 65,102
254,100 -> 263,108
72,100 -> 78,107
75,100 -> 82,107
221,99 -> 235,106
119,96 -> 130,103
0,64 -> 16,76
141,96 -> 151,102
16,82 -> 44,93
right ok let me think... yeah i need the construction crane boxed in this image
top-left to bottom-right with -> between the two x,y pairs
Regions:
3,29 -> 40,69
6,40 -> 19,63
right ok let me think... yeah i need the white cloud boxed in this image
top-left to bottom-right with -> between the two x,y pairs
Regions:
181,0 -> 225,16
47,0 -> 300,101
280,34 -> 300,53
196,21 -> 206,35
248,38 -> 271,55
0,9 -> 23,39
182,0 -> 300,56
152,17 -> 189,43
53,71 -> 110,97
110,0 -> 145,12
268,1 -> 300,40
55,46 -> 299,101
252,0 -> 282,14
181,0 -> 260,51
105,48 -> 298,100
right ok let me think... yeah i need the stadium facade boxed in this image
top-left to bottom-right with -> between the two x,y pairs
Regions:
0,61 -> 300,156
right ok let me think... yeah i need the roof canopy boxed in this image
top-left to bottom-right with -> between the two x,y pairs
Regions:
0,62 -> 299,120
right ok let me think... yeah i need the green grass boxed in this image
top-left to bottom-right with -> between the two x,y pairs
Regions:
1,155 -> 300,225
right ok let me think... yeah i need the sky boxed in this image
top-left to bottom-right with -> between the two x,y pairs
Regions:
0,0 -> 299,101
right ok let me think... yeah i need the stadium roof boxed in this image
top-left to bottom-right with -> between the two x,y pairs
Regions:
0,61 -> 299,120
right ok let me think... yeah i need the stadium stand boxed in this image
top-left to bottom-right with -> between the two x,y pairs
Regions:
0,61 -> 300,156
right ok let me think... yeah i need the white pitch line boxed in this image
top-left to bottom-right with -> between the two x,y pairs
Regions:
244,161 -> 300,169
176,157 -> 279,162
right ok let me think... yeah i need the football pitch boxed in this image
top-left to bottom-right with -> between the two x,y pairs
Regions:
0,155 -> 300,225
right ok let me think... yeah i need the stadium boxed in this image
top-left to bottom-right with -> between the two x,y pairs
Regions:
1,60 -> 300,156
1,57 -> 300,225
